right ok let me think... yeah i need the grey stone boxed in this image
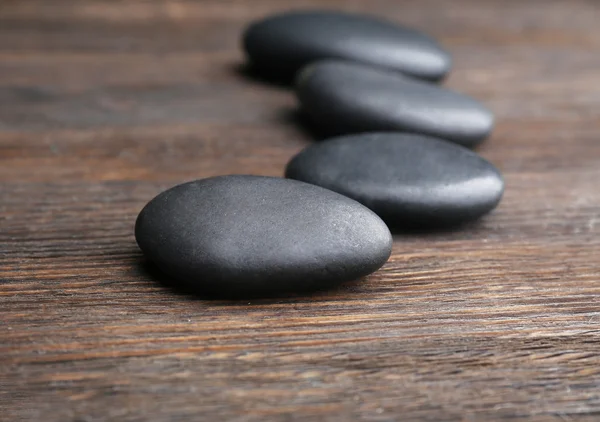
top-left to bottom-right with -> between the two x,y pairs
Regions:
135,175 -> 392,296
296,60 -> 494,147
243,10 -> 451,82
286,133 -> 504,228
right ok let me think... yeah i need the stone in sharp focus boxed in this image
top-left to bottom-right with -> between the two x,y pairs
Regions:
243,10 -> 451,82
135,175 -> 392,296
296,60 -> 494,147
285,133 -> 504,228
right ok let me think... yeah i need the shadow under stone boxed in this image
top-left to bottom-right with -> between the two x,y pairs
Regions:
232,62 -> 296,88
135,256 -> 368,304
389,217 -> 489,240
274,107 -> 330,142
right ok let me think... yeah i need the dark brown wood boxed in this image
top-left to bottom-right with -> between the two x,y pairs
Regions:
2,1 -> 600,420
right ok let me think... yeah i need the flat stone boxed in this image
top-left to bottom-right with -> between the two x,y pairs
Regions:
296,60 -> 494,147
243,10 -> 451,82
135,175 -> 392,296
285,133 -> 504,228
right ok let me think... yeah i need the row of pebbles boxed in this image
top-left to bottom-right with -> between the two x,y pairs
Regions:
136,10 -> 504,297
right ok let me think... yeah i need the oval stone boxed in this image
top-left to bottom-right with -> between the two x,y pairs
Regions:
135,175 -> 392,296
285,133 -> 504,228
243,10 -> 451,82
296,60 -> 494,147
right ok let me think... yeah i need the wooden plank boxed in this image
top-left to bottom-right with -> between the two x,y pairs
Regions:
1,0 -> 600,421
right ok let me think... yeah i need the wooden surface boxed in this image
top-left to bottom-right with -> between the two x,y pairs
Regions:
2,1 -> 600,421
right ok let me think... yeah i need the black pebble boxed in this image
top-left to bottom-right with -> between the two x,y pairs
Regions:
285,133 -> 504,229
135,175 -> 392,297
243,10 -> 451,82
296,60 -> 494,147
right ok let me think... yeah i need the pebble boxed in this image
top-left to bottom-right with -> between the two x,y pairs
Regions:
135,175 -> 392,296
296,60 -> 494,147
243,10 -> 451,82
285,133 -> 504,228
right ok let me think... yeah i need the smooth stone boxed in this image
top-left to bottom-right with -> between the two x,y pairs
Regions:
296,60 -> 494,147
135,175 -> 392,296
243,10 -> 451,82
285,133 -> 504,228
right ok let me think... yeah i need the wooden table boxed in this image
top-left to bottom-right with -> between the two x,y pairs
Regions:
2,1 -> 600,420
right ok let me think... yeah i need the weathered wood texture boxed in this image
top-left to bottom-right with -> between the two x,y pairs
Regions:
1,1 -> 600,421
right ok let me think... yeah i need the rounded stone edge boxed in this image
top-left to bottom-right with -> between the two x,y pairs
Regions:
135,175 -> 394,297
295,60 -> 496,147
284,133 -> 505,228
242,10 -> 453,83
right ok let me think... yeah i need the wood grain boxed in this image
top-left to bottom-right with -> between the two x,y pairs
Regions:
1,0 -> 600,421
